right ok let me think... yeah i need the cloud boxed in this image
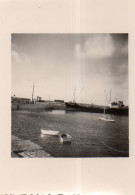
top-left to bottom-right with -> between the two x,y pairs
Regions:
11,50 -> 22,64
11,50 -> 31,66
119,43 -> 128,55
11,49 -> 33,83
75,34 -> 115,59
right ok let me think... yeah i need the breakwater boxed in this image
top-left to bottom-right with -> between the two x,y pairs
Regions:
12,135 -> 51,158
12,102 -> 66,111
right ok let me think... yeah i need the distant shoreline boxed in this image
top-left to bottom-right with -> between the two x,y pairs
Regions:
11,102 -> 128,116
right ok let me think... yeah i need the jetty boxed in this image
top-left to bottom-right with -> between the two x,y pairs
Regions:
11,135 -> 52,158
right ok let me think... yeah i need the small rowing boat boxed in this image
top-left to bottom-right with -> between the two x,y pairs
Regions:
59,134 -> 72,143
41,129 -> 59,135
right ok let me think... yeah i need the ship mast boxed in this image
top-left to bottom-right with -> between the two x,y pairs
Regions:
32,82 -> 35,103
109,89 -> 112,104
75,87 -> 85,102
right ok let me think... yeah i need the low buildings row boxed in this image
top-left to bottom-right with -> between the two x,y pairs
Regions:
11,96 -> 65,104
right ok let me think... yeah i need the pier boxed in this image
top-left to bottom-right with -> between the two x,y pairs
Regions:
11,135 -> 52,158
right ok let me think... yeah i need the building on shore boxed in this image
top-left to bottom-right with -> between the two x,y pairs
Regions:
11,96 -> 31,104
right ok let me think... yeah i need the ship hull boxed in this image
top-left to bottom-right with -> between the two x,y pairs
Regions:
65,103 -> 128,116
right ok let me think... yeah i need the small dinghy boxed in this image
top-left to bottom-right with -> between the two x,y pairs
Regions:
59,134 -> 72,143
41,129 -> 59,136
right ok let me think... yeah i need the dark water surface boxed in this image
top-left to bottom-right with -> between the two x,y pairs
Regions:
12,110 -> 129,157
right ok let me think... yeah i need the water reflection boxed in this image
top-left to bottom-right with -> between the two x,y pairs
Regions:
52,110 -> 65,114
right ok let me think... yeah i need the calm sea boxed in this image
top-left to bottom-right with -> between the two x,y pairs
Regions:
12,110 -> 129,157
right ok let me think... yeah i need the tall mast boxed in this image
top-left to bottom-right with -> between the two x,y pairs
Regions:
75,87 -> 85,102
73,88 -> 76,103
32,82 -> 35,102
104,90 -> 107,114
109,89 -> 112,104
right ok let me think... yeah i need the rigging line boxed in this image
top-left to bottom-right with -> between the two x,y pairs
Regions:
75,87 -> 85,101
102,141 -> 129,153
95,127 -> 128,154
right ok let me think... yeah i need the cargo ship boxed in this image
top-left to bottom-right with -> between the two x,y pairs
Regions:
65,101 -> 128,116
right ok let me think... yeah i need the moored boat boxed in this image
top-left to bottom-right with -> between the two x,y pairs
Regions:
59,134 -> 72,143
65,102 -> 128,116
41,129 -> 59,135
98,116 -> 115,122
98,91 -> 116,122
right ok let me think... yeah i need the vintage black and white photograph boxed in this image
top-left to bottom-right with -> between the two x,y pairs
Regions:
11,33 -> 129,158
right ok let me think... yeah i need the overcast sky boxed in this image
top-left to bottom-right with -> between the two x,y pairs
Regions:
11,33 -> 128,105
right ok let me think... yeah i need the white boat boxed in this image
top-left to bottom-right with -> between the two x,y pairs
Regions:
59,134 -> 72,143
98,90 -> 115,122
98,107 -> 115,122
41,129 -> 59,135
98,116 -> 115,122
98,106 -> 115,122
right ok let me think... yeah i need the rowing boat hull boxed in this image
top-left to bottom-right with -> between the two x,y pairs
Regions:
41,129 -> 59,135
59,134 -> 72,143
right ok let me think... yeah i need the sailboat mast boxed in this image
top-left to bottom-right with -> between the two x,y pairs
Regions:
109,89 -> 112,104
104,95 -> 106,114
73,88 -> 76,103
104,90 -> 107,114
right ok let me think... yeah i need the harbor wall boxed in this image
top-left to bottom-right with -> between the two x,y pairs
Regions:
11,102 -> 66,111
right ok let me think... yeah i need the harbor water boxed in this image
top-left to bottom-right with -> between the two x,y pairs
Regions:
12,110 -> 129,157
